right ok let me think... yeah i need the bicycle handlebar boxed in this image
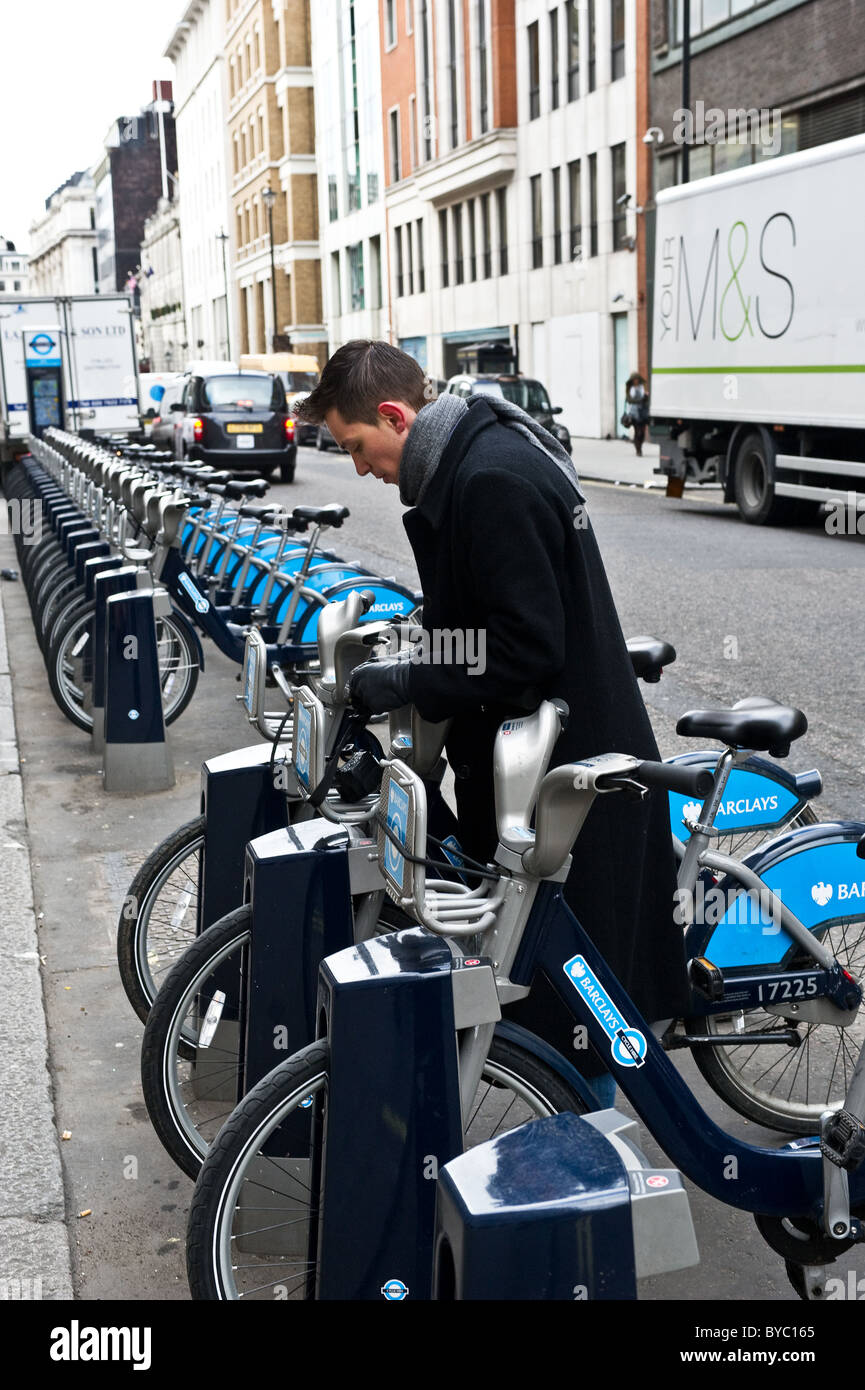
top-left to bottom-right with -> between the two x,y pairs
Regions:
614,761 -> 714,800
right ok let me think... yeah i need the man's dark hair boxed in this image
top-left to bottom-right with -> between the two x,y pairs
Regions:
295,340 -> 428,425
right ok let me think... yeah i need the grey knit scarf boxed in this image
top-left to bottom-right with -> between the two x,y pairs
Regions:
399,390 -> 585,507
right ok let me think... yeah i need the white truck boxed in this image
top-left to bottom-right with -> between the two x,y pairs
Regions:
0,294 -> 139,461
651,132 -> 865,526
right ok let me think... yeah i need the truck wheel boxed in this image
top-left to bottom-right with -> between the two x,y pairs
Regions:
734,432 -> 821,527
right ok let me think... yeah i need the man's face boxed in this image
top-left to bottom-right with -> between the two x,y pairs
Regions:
325,402 -> 417,486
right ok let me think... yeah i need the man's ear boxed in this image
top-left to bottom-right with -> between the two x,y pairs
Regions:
378,401 -> 410,433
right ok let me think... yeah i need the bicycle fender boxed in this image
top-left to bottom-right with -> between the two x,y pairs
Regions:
664,749 -> 821,841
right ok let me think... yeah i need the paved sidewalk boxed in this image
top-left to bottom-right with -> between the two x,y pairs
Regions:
569,436 -> 670,489
0,522 -> 74,1301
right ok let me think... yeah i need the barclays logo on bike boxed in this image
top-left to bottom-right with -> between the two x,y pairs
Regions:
563,954 -> 647,1069
178,572 -> 210,613
381,1278 -> 409,1301
812,880 -> 865,904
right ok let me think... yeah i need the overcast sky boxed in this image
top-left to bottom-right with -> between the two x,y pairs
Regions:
0,0 -> 184,252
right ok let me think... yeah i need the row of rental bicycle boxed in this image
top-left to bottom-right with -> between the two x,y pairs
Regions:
6,428 -> 865,1300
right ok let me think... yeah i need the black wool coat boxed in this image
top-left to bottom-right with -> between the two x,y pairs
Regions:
402,398 -> 690,1045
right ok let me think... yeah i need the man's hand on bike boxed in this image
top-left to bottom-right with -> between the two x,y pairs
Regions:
346,655 -> 412,715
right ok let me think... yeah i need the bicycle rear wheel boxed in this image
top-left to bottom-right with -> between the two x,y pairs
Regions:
688,914 -> 865,1133
186,1035 -> 588,1300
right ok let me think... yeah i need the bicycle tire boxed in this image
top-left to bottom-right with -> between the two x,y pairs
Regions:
141,903 -> 251,1177
118,815 -> 206,1024
46,603 -> 200,733
186,1034 -> 589,1300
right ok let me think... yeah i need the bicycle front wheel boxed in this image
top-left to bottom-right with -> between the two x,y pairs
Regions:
47,605 -> 199,733
186,1035 -> 588,1300
118,815 -> 206,1024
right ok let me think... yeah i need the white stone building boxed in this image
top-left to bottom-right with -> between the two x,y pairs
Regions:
28,173 -> 99,298
514,0 -> 639,438
310,0 -> 390,352
139,198 -> 186,371
0,240 -> 30,297
165,0 -> 236,362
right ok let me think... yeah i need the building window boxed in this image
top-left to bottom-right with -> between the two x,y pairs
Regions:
550,8 -> 560,110
91,248 -> 99,290
568,158 -> 581,259
389,107 -> 401,183
528,22 -> 540,120
348,242 -> 365,310
477,0 -> 489,134
370,234 -> 383,308
611,142 -> 627,249
409,93 -> 418,169
394,226 -> 404,298
331,251 -> 342,317
420,0 -> 433,159
611,0 -> 625,80
567,1 -> 579,101
587,0 -> 596,91
447,0 -> 459,148
406,223 -> 414,294
367,172 -> 379,204
417,219 -> 425,291
552,166 -> 562,264
439,208 -> 449,288
497,186 -> 508,276
453,203 -> 464,284
328,175 -> 338,221
670,0 -> 771,42
531,175 -> 543,269
347,168 -> 361,211
481,193 -> 492,278
385,0 -> 397,48
405,0 -> 413,34
467,199 -> 477,281
588,152 -> 597,256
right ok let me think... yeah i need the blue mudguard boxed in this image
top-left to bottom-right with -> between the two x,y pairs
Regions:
293,577 -> 421,643
696,820 -> 865,968
665,750 -> 821,841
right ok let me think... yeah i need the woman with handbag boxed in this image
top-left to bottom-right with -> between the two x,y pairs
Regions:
623,371 -> 649,457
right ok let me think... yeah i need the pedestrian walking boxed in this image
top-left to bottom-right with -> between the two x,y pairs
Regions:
623,371 -> 650,457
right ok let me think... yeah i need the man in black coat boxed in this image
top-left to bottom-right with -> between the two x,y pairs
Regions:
297,341 -> 689,1082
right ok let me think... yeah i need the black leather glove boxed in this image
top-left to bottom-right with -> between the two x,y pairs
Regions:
347,657 -> 412,715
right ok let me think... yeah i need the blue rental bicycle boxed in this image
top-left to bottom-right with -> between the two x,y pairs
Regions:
183,699 -> 865,1300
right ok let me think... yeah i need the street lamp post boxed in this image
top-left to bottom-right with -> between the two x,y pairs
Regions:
216,229 -> 232,360
261,186 -> 279,352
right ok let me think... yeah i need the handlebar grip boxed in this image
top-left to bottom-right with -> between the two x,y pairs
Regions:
631,761 -> 714,799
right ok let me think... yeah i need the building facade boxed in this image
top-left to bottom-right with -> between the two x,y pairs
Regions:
139,198 -> 185,371
0,240 -> 29,297
28,173 -> 98,297
378,0 -> 639,437
165,1 -> 236,363
310,0 -> 390,352
650,0 -> 865,193
228,0 -> 326,361
93,93 -> 179,296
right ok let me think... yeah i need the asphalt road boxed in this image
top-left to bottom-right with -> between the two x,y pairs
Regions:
4,441 -> 865,1304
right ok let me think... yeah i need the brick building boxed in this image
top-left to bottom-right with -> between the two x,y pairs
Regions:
93,89 -> 178,296
228,0 -> 325,360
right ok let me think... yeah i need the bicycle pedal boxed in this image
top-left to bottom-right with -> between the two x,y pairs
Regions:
821,1109 -> 865,1171
689,955 -> 725,1002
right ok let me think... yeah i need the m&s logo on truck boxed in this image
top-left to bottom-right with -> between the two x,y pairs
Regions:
657,213 -> 796,345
